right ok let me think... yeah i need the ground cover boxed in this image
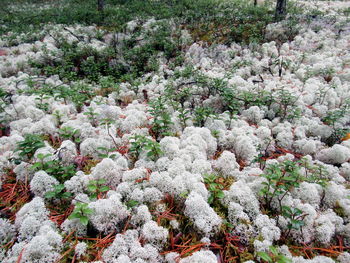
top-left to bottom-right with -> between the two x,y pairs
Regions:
1,0 -> 350,262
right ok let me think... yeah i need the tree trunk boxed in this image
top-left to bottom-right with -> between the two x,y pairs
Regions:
275,0 -> 287,21
254,0 -> 257,6
98,0 -> 105,12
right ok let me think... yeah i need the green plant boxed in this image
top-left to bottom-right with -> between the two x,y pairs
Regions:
68,202 -> 93,226
16,134 -> 45,160
97,76 -> 120,97
59,126 -> 81,144
126,199 -> 139,210
274,88 -> 301,121
149,97 -> 174,138
52,110 -> 64,127
257,245 -> 291,263
97,147 -> 117,159
144,139 -> 163,161
44,184 -> 72,200
129,135 -> 163,161
0,87 -> 11,114
31,153 -> 76,184
129,135 -> 147,160
219,88 -> 240,128
193,106 -> 218,127
177,107 -> 191,131
83,107 -> 99,127
322,100 -> 350,146
203,174 -> 225,205
259,159 -> 328,217
87,179 -> 110,200
259,160 -> 301,214
281,206 -> 306,239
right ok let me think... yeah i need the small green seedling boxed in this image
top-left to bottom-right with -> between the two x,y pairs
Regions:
126,199 -> 139,210
16,134 -> 45,160
97,147 -> 117,159
149,97 -> 174,138
204,173 -> 225,205
87,179 -> 110,200
68,202 -> 93,226
193,107 -> 218,127
281,206 -> 306,239
31,153 -> 76,183
129,135 -> 163,161
83,107 -> 98,127
59,126 -> 81,143
257,246 -> 292,263
44,184 -> 72,200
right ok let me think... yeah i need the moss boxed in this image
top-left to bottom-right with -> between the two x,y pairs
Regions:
334,201 -> 346,218
82,159 -> 101,174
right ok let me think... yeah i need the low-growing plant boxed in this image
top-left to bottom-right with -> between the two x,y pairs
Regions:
0,87 -> 12,114
129,135 -> 163,161
97,147 -> 117,159
97,76 -> 120,97
83,107 -> 99,127
44,184 -> 72,200
144,139 -> 163,161
16,134 -> 45,160
259,159 -> 328,218
126,199 -> 139,210
257,245 -> 292,263
273,88 -> 301,121
203,173 -> 225,205
281,206 -> 306,239
193,106 -> 218,127
59,126 -> 81,144
68,202 -> 93,226
55,82 -> 95,112
322,99 -> 350,146
87,179 -> 110,200
31,153 -> 76,183
220,88 -> 240,128
52,110 -> 64,127
259,160 -> 302,213
149,97 -> 174,138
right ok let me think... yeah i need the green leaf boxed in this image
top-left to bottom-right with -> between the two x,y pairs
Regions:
100,186 -> 110,192
80,216 -> 89,225
55,184 -> 65,192
207,194 -> 214,204
277,255 -> 292,263
269,246 -> 278,256
89,193 -> 97,200
257,251 -> 272,262
68,212 -> 80,220
62,192 -> 72,199
216,191 -> 225,199
31,163 -> 42,170
88,185 -> 97,192
44,191 -> 56,199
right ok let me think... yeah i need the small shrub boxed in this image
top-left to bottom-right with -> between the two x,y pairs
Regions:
193,106 -> 218,127
59,126 -> 81,144
257,245 -> 291,263
148,97 -> 174,138
87,179 -> 110,200
68,202 -> 94,226
129,135 -> 162,161
203,174 -> 225,205
16,134 -> 45,160
31,153 -> 76,184
44,184 -> 72,200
